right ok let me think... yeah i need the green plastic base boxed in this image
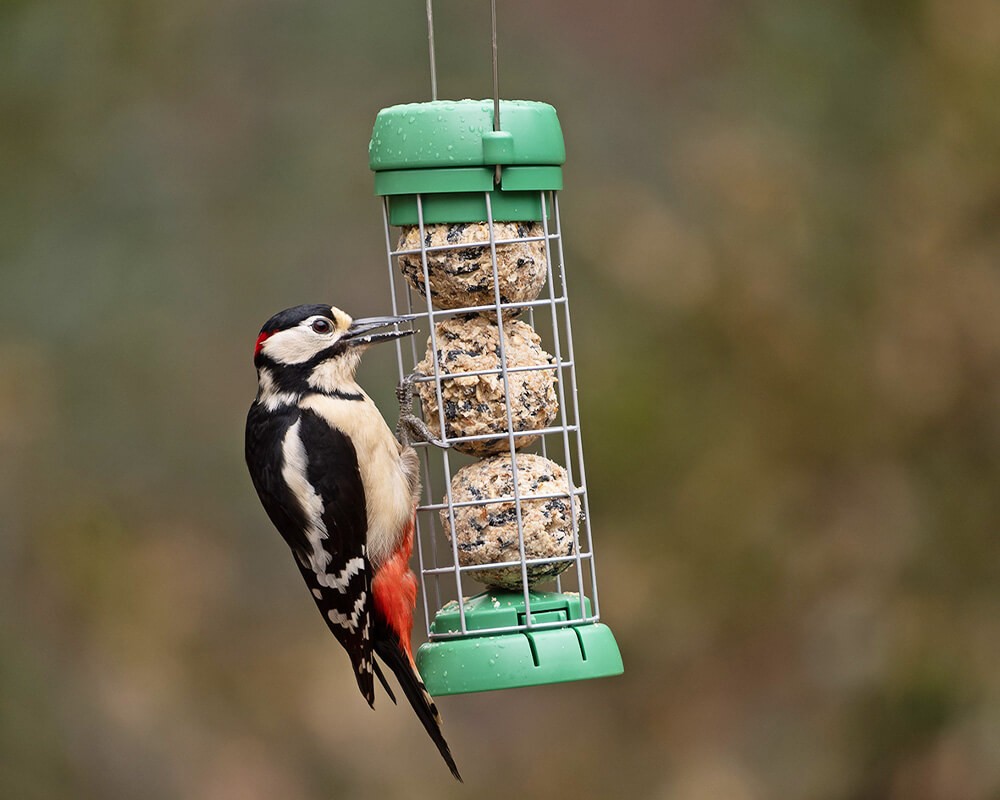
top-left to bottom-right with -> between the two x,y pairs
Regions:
415,591 -> 624,695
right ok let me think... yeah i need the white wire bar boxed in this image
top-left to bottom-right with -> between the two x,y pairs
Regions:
384,191 -> 602,638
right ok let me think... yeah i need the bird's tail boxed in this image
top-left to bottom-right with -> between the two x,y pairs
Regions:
371,510 -> 461,781
374,633 -> 462,782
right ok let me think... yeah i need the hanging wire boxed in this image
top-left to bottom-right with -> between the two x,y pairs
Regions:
426,0 -> 438,100
491,0 -> 502,184
490,0 -> 500,130
427,0 -> 501,138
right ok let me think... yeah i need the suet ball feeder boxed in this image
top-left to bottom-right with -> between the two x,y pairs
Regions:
371,96 -> 622,694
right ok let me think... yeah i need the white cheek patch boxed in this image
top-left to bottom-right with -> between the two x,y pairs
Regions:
263,325 -> 338,365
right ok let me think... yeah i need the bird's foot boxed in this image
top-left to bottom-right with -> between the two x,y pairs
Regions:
396,371 -> 450,449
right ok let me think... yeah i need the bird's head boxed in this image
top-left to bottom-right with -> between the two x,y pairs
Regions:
253,303 -> 413,397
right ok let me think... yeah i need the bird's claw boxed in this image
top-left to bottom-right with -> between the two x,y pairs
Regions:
396,371 -> 451,449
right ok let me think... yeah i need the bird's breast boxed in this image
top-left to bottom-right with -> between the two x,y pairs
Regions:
299,392 -> 417,566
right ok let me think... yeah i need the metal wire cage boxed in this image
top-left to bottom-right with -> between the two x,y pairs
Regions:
371,99 -> 622,694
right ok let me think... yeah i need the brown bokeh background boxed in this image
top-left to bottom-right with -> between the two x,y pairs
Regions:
3,1 -> 1000,798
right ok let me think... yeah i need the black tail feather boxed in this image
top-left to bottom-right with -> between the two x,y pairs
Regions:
373,660 -> 397,705
374,637 -> 462,782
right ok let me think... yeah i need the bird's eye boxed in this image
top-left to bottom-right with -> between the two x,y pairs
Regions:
311,318 -> 333,334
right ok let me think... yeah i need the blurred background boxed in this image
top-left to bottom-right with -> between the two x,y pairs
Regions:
3,1 -> 1000,798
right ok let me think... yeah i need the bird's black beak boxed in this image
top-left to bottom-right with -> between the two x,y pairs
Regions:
343,315 -> 416,346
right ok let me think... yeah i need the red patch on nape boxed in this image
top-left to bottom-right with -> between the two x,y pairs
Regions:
254,330 -> 272,358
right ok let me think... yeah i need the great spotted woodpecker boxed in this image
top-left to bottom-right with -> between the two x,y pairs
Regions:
244,303 -> 461,781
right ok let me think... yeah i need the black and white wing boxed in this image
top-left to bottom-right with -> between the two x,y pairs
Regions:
245,402 -> 377,704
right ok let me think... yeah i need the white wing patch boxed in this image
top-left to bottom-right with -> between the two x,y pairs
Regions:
316,557 -> 365,592
328,592 -> 367,632
300,393 -> 415,567
280,419 -> 332,574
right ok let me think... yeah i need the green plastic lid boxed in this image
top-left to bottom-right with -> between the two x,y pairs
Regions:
369,99 -> 565,170
369,99 -> 566,225
415,591 -> 624,696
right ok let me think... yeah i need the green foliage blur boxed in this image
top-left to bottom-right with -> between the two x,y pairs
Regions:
3,1 -> 999,798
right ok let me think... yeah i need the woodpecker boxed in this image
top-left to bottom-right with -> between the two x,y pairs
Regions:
245,303 -> 461,781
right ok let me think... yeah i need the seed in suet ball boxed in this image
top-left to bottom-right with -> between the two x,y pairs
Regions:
416,315 -> 558,456
442,454 -> 580,590
397,222 -> 547,314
